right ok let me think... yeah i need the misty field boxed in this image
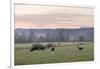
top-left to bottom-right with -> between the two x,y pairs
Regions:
15,42 -> 94,65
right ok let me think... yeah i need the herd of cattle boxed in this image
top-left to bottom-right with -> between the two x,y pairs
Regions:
30,44 -> 56,52
30,43 -> 84,52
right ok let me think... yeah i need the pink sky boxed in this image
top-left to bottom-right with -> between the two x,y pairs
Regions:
15,5 -> 94,29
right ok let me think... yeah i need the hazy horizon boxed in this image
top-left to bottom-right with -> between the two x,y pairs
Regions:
15,27 -> 94,30
15,5 -> 94,29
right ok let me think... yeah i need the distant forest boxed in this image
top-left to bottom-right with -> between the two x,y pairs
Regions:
15,28 -> 94,44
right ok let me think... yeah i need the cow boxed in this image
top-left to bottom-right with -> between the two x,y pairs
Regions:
30,44 -> 46,52
51,47 -> 55,51
46,44 -> 54,49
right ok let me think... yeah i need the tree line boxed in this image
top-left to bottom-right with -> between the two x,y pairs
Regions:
15,29 -> 93,44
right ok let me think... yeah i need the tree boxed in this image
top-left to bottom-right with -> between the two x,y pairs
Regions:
15,32 -> 26,44
46,32 -> 55,42
28,29 -> 37,43
56,29 -> 65,42
79,35 -> 85,42
15,32 -> 19,44
46,32 -> 50,42
22,31 -> 27,43
37,36 -> 45,42
65,35 -> 69,42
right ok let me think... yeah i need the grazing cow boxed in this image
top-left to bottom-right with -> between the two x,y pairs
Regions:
30,44 -> 46,52
46,44 -> 54,49
77,45 -> 83,51
51,47 -> 55,51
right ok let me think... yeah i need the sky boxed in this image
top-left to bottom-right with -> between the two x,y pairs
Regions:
15,4 -> 94,29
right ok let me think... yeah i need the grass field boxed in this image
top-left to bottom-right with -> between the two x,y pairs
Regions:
15,42 -> 94,65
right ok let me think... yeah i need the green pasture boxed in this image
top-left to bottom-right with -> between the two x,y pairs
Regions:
15,42 -> 94,65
